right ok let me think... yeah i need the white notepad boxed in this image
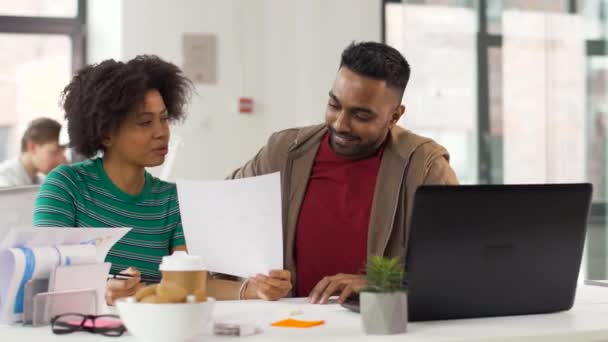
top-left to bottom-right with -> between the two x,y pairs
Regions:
48,263 -> 111,316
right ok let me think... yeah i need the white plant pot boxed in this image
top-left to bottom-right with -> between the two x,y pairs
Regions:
360,291 -> 407,335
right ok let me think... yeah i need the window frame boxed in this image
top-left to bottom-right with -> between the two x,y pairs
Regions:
0,0 -> 86,73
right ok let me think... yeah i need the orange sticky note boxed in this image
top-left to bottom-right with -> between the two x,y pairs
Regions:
271,318 -> 325,328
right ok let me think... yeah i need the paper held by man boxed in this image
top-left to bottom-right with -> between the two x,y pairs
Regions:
177,173 -> 283,279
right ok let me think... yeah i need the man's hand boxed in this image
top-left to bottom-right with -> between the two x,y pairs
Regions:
106,267 -> 142,305
249,270 -> 292,301
309,273 -> 367,304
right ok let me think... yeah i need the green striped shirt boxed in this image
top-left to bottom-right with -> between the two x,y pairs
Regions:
34,158 -> 186,278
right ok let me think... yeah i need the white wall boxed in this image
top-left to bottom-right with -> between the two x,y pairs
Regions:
87,0 -> 381,180
87,0 -> 122,62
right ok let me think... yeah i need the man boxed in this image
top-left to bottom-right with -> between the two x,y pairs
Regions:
229,42 -> 458,304
0,117 -> 67,187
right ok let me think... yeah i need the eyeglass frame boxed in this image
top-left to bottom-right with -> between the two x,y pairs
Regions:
50,313 -> 126,337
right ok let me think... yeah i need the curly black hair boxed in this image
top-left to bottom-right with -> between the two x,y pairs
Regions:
61,55 -> 193,158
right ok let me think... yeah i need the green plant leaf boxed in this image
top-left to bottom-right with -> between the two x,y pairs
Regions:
364,256 -> 407,292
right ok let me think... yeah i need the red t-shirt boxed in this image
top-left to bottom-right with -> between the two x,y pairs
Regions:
295,133 -> 384,296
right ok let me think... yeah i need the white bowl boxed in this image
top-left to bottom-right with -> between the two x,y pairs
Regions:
116,297 -> 215,342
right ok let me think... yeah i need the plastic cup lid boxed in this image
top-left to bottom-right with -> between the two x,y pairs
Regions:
159,251 -> 206,271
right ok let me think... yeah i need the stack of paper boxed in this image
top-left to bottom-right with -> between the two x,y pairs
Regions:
0,228 -> 129,324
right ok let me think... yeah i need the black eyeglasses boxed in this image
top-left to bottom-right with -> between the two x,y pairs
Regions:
51,313 -> 126,337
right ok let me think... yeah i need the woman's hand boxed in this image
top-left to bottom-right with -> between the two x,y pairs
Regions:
106,267 -> 142,305
247,270 -> 292,301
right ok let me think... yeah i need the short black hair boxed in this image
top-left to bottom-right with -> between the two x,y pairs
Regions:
340,41 -> 410,98
21,117 -> 62,152
60,55 -> 193,158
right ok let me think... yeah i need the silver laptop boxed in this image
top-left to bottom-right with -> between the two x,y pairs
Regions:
0,185 -> 40,241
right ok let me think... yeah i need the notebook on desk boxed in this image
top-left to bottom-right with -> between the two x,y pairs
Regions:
343,183 -> 593,321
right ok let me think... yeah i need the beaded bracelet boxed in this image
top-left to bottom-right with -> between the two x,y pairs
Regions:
238,279 -> 250,300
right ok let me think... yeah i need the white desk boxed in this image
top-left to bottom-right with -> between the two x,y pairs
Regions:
1,285 -> 607,342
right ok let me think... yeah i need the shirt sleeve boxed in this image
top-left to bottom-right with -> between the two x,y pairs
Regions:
169,194 -> 186,250
33,166 -> 77,227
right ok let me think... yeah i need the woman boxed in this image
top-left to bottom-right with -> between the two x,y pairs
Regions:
34,55 -> 291,304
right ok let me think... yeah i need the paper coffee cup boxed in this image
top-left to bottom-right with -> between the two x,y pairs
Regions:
159,251 -> 208,299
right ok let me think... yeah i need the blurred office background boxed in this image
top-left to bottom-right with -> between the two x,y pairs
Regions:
0,0 -> 606,280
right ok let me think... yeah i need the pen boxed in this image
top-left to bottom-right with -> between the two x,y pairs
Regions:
107,272 -> 161,284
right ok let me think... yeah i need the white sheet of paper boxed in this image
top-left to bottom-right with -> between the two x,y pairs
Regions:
0,227 -> 130,263
177,173 -> 283,278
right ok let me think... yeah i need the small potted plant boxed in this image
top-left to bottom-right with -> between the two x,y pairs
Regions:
360,255 -> 407,334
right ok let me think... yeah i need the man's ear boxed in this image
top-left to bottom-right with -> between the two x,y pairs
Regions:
25,140 -> 37,153
102,136 -> 112,148
389,104 -> 405,127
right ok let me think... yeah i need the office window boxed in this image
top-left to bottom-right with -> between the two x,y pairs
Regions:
487,47 -> 503,183
0,127 -> 9,162
0,0 -> 84,163
0,0 -> 77,18
487,0 -> 569,34
588,57 -> 608,202
398,0 -> 476,7
385,2 -> 479,184
502,12 -> 585,184
385,0 -> 608,281
587,56 -> 608,279
578,0 -> 608,39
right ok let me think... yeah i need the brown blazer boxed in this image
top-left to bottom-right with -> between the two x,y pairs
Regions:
228,124 -> 458,288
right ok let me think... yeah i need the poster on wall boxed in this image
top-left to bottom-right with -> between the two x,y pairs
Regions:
182,33 -> 217,84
